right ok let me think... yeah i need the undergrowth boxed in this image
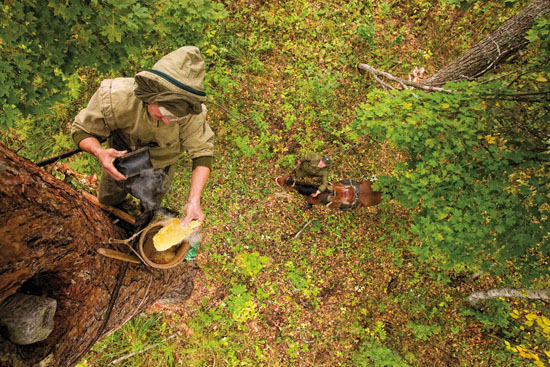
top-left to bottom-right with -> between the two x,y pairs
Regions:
5,0 -> 545,366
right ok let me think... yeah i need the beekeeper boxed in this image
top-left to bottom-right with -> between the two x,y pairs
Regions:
71,46 -> 214,225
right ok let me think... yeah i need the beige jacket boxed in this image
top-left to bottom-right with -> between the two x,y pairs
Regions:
71,47 -> 214,169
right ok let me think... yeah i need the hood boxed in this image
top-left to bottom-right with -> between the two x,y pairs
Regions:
134,46 -> 207,116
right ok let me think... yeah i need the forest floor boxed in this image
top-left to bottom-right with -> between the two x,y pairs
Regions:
79,0 -> 538,366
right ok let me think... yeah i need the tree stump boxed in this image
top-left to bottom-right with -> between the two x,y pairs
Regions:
0,143 -> 198,367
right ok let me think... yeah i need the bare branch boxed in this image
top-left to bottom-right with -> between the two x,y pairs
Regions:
357,63 -> 454,94
469,288 -> 550,308
294,219 -> 314,239
206,98 -> 249,121
486,90 -> 550,102
478,69 -> 525,85
111,334 -> 178,365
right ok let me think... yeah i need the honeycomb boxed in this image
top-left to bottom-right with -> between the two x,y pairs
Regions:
153,219 -> 200,251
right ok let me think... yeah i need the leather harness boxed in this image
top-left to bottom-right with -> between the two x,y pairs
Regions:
322,179 -> 361,211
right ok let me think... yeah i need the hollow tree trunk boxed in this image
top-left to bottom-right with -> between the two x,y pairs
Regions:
0,142 -> 198,367
425,0 -> 550,86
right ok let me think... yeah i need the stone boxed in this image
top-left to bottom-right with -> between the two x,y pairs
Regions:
0,294 -> 56,345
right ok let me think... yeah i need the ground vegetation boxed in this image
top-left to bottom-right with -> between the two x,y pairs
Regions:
2,0 -> 549,366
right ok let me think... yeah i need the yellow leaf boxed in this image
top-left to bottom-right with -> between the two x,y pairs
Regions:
536,75 -> 548,82
485,135 -> 496,144
526,313 -> 538,321
441,103 -> 450,109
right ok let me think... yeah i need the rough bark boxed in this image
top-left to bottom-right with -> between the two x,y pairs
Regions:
0,142 -> 198,367
425,0 -> 550,86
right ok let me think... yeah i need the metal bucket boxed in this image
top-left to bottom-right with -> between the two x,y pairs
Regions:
137,221 -> 190,269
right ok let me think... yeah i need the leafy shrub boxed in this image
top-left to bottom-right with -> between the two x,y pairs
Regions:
0,0 -> 227,129
405,321 -> 442,341
353,76 -> 550,281
357,21 -> 376,45
352,338 -> 409,367
236,251 -> 270,277
225,284 -> 258,323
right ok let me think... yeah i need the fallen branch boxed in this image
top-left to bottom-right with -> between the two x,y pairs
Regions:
294,219 -> 314,239
328,142 -> 360,158
111,334 -> 178,364
206,98 -> 249,122
357,63 -> 453,94
469,288 -> 550,308
484,90 -> 550,102
80,190 -> 136,226
206,97 -> 256,132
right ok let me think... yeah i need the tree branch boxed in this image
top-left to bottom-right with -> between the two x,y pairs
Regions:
111,334 -> 178,365
357,63 -> 454,94
206,98 -> 249,122
469,288 -> 550,308
293,219 -> 314,239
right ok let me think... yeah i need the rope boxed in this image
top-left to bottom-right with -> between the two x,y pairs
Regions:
109,224 -> 155,265
83,261 -> 128,357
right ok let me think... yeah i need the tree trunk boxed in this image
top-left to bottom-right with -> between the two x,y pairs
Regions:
0,142 -> 198,367
425,0 -> 550,86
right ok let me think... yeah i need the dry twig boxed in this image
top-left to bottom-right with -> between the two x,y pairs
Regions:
111,334 -> 178,364
293,219 -> 314,239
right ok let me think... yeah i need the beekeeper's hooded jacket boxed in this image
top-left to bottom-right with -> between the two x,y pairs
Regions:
71,46 -> 214,170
